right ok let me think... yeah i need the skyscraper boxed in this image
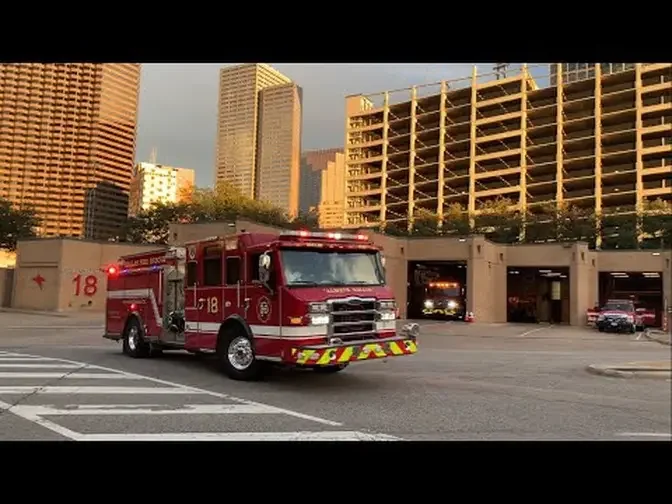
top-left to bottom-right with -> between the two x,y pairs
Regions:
0,63 -> 141,239
215,63 -> 302,215
299,148 -> 342,214
256,83 -> 302,217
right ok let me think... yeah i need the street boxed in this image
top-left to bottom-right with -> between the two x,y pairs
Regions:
0,313 -> 670,441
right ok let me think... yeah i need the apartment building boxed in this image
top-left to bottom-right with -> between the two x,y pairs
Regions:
215,63 -> 303,216
0,63 -> 141,239
343,63 -> 671,229
129,162 -> 195,216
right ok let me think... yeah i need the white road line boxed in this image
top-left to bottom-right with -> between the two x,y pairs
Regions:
617,432 -> 671,439
7,350 -> 344,427
0,357 -> 58,362
0,373 -> 135,379
76,431 -> 401,441
0,386 -> 196,394
518,326 -> 553,337
14,404 -> 281,416
0,363 -> 90,369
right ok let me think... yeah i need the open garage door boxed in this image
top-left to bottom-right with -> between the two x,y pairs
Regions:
599,271 -> 663,327
407,261 -> 467,320
507,267 -> 570,324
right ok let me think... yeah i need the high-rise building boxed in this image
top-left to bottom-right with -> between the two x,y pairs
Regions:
318,152 -> 347,229
129,162 -> 195,216
215,64 -> 293,192
256,83 -> 303,217
299,148 -> 342,215
0,63 -> 141,239
343,63 -> 671,229
550,63 -> 636,86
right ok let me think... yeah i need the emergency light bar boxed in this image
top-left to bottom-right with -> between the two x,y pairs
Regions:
280,230 -> 368,241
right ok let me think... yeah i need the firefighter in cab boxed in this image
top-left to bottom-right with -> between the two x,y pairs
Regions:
422,281 -> 465,320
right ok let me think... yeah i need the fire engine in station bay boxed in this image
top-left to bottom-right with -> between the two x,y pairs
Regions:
104,230 -> 420,381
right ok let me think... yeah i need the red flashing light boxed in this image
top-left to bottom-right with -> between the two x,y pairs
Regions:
298,230 -> 310,237
129,303 -> 137,311
107,266 -> 118,275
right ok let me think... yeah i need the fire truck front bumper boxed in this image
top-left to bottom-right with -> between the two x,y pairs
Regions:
287,323 -> 419,367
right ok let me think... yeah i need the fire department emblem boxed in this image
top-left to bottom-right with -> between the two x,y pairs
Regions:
188,246 -> 196,260
257,297 -> 271,322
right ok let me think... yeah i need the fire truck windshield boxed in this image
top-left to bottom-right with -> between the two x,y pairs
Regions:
427,285 -> 460,297
281,249 -> 385,287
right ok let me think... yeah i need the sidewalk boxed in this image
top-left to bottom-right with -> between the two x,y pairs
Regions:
586,360 -> 671,380
643,328 -> 672,346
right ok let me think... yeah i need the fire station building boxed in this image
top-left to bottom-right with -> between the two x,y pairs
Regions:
2,218 -> 670,328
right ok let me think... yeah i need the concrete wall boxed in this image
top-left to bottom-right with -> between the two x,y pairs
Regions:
12,239 -> 161,313
0,268 -> 14,307
12,222 -> 671,324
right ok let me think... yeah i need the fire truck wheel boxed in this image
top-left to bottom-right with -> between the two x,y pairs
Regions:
313,363 -> 349,374
122,319 -> 151,358
218,327 -> 263,381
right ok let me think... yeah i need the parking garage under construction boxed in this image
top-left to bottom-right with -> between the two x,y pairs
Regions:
343,63 -> 672,229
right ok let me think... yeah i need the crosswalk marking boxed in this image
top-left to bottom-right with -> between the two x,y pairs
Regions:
12,404 -> 280,416
0,363 -> 86,369
0,373 -> 137,379
79,431 -> 401,441
0,386 -> 201,394
0,350 -> 400,441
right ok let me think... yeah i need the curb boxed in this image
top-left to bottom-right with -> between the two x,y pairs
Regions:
585,364 -> 672,380
643,329 -> 672,347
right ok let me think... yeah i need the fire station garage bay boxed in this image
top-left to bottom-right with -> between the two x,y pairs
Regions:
3,218 -> 671,328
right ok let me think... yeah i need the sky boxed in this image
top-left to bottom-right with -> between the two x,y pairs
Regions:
136,63 -> 549,188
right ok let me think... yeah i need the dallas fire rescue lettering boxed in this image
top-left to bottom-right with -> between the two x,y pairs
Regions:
257,297 -> 271,322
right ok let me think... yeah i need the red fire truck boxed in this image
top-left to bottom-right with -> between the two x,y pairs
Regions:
104,230 -> 419,381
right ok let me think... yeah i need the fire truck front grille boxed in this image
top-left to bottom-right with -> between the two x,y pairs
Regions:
330,299 -> 376,342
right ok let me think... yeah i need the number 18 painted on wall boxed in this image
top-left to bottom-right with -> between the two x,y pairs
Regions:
73,274 -> 98,296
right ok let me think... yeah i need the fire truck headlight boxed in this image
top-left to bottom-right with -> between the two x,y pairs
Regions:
424,300 -> 434,309
308,302 -> 328,314
379,311 -> 396,321
378,300 -> 396,311
308,314 -> 329,326
447,300 -> 457,309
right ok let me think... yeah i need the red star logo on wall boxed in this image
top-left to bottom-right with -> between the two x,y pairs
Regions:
32,274 -> 45,290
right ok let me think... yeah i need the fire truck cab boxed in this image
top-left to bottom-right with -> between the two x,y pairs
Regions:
104,230 -> 419,381
422,281 -> 465,319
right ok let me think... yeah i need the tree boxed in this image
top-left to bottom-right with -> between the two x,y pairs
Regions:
524,204 -> 557,243
599,212 -> 638,249
289,210 -> 320,230
124,201 -> 192,245
473,197 -> 522,244
0,197 -> 41,251
411,208 -> 441,236
641,198 -> 672,249
557,204 -> 596,245
442,203 -> 471,236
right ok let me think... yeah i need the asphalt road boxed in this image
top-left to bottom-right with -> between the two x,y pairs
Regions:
0,313 -> 670,441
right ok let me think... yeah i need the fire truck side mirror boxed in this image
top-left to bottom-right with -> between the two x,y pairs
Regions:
258,252 -> 272,284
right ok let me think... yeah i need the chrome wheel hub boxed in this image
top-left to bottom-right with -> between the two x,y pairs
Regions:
128,326 -> 138,351
228,336 -> 254,371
